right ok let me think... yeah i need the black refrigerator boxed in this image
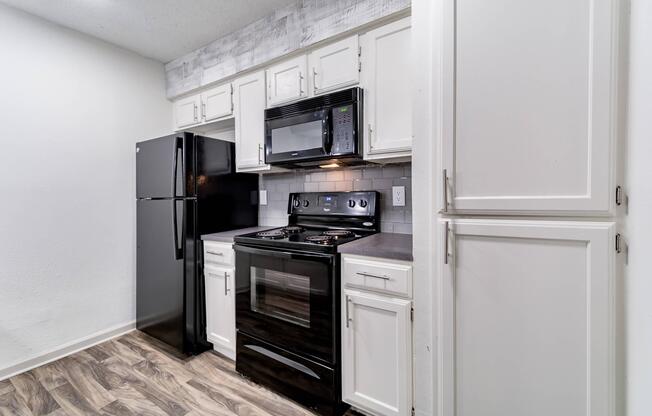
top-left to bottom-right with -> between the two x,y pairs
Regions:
136,132 -> 258,355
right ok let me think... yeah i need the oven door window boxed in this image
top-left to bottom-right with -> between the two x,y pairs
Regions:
250,267 -> 314,328
265,110 -> 330,163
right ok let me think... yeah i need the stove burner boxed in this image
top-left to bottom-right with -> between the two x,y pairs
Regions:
256,230 -> 286,239
305,235 -> 336,245
282,226 -> 305,234
322,230 -> 355,238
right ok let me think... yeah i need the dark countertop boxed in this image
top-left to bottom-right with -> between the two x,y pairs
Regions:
338,233 -> 413,262
201,226 -> 273,243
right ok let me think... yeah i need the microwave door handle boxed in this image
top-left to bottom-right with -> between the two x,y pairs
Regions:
322,110 -> 332,154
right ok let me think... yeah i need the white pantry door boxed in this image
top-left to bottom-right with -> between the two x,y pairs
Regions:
440,0 -> 618,214
439,219 -> 615,416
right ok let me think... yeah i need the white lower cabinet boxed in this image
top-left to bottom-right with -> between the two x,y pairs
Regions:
203,241 -> 236,360
439,219 -> 615,416
341,255 -> 413,416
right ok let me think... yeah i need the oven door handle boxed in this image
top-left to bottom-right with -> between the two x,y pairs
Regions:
234,244 -> 334,263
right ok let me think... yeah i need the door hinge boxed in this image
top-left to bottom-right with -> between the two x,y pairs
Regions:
358,46 -> 362,57
411,407 -> 415,416
615,185 -> 624,206
410,307 -> 414,322
616,233 -> 623,253
358,61 -> 362,72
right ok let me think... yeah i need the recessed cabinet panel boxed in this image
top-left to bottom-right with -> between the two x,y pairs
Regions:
202,83 -> 233,122
205,264 -> 236,360
233,71 -> 268,171
439,219 -> 614,416
174,95 -> 201,129
442,0 -> 616,214
309,35 -> 360,95
342,290 -> 412,416
266,55 -> 308,107
361,17 -> 412,159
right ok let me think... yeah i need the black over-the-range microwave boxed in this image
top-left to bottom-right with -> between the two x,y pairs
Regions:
264,87 -> 363,168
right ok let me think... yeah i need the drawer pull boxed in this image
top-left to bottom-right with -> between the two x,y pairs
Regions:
206,251 -> 224,256
356,271 -> 390,280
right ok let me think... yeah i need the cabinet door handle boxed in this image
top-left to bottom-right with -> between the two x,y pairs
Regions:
193,104 -> 198,121
312,68 -> 318,92
444,221 -> 450,265
345,295 -> 352,328
356,271 -> 390,280
224,271 -> 229,295
442,169 -> 450,213
258,144 -> 263,164
201,102 -> 206,119
368,124 -> 373,148
206,251 -> 223,256
298,72 -> 304,95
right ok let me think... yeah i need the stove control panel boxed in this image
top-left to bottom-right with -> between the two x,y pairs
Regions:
288,191 -> 378,217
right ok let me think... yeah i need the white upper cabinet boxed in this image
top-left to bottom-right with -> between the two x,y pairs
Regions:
439,219 -> 615,416
266,55 -> 308,107
342,289 -> 412,416
360,17 -> 412,161
174,94 -> 201,129
441,0 -> 618,214
309,35 -> 360,96
201,83 -> 233,122
233,70 -> 269,172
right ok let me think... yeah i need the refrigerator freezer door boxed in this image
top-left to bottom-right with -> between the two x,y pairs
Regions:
137,198 -> 186,351
136,133 -> 195,198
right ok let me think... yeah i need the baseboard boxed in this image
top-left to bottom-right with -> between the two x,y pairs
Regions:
0,320 -> 136,381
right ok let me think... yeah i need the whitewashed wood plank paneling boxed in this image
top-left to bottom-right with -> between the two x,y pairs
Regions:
165,0 -> 411,98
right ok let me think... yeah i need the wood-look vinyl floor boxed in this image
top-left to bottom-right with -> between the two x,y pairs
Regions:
0,331 -> 359,416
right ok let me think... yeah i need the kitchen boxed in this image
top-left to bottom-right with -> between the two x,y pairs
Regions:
0,1 -> 648,416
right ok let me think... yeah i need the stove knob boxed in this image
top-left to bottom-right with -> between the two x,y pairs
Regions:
348,199 -> 356,208
303,200 -> 310,207
293,199 -> 301,208
359,199 -> 368,208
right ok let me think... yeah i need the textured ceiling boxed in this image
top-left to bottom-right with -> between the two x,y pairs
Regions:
0,0 -> 295,62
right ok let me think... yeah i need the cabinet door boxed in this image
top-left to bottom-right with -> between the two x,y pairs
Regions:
174,94 -> 201,129
233,71 -> 268,171
439,219 -> 614,416
309,35 -> 360,96
205,265 -> 236,359
266,55 -> 308,107
361,17 -> 412,159
441,0 -> 617,214
342,290 -> 412,416
202,83 -> 233,122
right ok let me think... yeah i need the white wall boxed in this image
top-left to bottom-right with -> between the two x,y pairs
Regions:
626,1 -> 652,414
0,4 -> 172,377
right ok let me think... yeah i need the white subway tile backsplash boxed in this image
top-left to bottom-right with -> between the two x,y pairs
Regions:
258,163 -> 411,233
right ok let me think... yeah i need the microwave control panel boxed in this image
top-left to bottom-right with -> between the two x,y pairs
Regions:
331,105 -> 355,154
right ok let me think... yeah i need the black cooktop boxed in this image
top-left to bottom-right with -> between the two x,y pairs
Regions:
234,225 -> 373,254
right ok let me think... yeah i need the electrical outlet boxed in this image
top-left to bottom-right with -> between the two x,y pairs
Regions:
259,190 -> 268,205
392,186 -> 405,206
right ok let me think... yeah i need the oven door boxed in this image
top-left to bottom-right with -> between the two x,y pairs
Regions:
264,109 -> 331,164
234,244 -> 336,364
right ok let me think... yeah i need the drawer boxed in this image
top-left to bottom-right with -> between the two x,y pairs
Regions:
342,255 -> 413,298
203,241 -> 234,266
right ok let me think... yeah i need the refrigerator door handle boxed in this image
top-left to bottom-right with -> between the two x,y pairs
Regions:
173,200 -> 183,260
173,136 -> 183,198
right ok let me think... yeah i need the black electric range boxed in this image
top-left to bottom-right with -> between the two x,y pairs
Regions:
233,191 -> 379,416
